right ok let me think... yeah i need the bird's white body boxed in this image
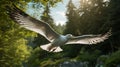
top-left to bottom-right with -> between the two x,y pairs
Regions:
53,35 -> 68,46
40,35 -> 69,52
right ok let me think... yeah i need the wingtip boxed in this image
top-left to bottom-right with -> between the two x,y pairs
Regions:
5,4 -> 17,16
5,4 -> 16,11
101,28 -> 112,40
6,5 -> 12,14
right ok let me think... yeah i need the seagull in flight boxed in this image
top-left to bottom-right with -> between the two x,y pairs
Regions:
7,5 -> 111,52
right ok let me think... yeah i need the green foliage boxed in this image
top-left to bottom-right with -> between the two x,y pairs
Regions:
75,48 -> 101,65
26,47 -> 41,67
54,24 -> 66,34
40,58 -> 67,67
63,0 -> 120,66
64,0 -> 80,35
0,0 -> 35,67
0,0 -> 63,66
32,0 -> 62,7
26,0 -> 120,66
0,39 -> 32,67
98,55 -> 109,64
105,50 -> 120,67
0,0 -> 120,67
26,47 -> 67,67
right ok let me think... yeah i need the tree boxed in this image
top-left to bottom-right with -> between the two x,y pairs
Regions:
64,0 -> 80,35
0,0 -> 62,67
107,0 -> 120,50
0,1 -> 33,66
64,0 -> 115,66
63,0 -> 82,58
25,1 -> 64,67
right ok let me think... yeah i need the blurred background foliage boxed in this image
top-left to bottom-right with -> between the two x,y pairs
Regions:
0,0 -> 120,67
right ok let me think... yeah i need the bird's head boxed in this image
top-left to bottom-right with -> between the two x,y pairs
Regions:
66,34 -> 73,39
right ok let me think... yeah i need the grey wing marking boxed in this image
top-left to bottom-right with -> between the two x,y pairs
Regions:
66,30 -> 111,45
7,5 -> 59,42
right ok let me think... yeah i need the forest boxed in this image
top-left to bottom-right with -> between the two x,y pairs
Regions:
0,0 -> 120,67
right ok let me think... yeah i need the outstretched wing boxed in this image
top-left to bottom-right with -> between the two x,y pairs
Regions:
6,5 -> 59,42
66,30 -> 111,45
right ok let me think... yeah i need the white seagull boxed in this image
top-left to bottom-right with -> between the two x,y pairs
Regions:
7,5 -> 111,52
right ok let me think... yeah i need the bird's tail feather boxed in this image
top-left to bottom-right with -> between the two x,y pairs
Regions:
53,47 -> 63,52
40,43 -> 63,52
40,43 -> 51,51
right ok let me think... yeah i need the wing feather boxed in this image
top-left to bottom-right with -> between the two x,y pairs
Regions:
66,30 -> 111,45
7,5 -> 59,42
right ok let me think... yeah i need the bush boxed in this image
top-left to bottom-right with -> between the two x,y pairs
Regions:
104,50 -> 120,67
